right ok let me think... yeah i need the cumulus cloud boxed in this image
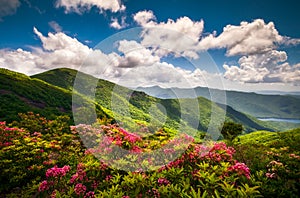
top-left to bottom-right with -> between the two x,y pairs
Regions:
110,16 -> 127,29
115,40 -> 160,67
198,19 -> 283,56
133,13 -> 300,60
133,10 -> 204,59
103,61 -> 218,89
48,21 -> 63,32
0,0 -> 20,21
223,50 -> 300,85
0,27 -> 114,75
55,0 -> 125,14
0,26 -> 219,89
133,10 -> 156,26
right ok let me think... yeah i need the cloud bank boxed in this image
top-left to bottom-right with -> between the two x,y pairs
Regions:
55,0 -> 125,14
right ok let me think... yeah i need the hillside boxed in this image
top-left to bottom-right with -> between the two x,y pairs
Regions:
0,68 -> 107,123
32,68 -> 273,132
136,86 -> 300,119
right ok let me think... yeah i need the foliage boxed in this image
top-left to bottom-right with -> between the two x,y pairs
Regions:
0,113 -> 265,197
0,114 -> 83,194
233,128 -> 300,197
221,122 -> 243,141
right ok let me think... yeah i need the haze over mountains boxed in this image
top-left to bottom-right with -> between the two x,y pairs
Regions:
136,86 -> 300,119
1,68 -> 299,135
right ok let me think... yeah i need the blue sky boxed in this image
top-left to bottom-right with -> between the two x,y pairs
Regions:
1,0 -> 300,92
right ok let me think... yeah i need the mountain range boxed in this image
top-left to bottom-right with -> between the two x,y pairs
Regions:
1,68 -> 299,135
136,86 -> 300,119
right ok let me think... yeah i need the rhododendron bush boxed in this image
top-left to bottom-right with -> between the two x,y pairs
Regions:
0,112 -> 299,197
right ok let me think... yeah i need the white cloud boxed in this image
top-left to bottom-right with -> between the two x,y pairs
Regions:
133,10 -> 156,26
48,21 -> 63,32
133,10 -> 204,59
55,0 -> 125,14
102,61 -> 217,89
0,0 -> 20,21
110,16 -> 127,30
223,50 -> 300,85
0,28 -> 114,75
280,36 -> 300,46
198,19 -> 283,56
115,40 -> 160,67
1,24 -> 299,92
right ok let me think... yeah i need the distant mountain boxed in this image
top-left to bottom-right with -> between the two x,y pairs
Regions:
136,86 -> 300,119
0,68 -> 275,134
255,90 -> 300,96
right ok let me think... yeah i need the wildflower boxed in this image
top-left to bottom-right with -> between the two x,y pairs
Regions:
38,180 -> 49,192
157,178 -> 170,185
50,190 -> 56,198
228,162 -> 251,179
70,174 -> 78,184
45,165 -> 71,178
266,172 -> 276,179
131,146 -> 142,153
74,183 -> 87,196
84,191 -> 95,198
105,175 -> 113,181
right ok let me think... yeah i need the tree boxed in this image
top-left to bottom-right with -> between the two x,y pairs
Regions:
221,122 -> 243,141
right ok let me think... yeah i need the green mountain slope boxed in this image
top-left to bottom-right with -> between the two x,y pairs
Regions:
136,86 -> 300,119
32,68 -> 273,133
0,68 -> 107,123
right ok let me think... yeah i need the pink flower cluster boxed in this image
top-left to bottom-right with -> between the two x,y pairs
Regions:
208,142 -> 235,162
74,183 -> 86,196
0,121 -> 26,148
119,127 -> 142,143
84,191 -> 95,198
157,178 -> 170,185
38,180 -> 51,191
46,165 -> 71,178
39,165 -> 71,192
227,162 -> 251,179
70,163 -> 87,183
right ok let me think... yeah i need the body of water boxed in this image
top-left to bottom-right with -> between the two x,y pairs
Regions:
258,118 -> 300,123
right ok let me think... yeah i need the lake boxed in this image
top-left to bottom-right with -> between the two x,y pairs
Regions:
258,118 -> 300,123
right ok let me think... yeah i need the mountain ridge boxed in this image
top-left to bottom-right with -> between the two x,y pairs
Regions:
136,85 -> 300,119
0,67 -> 279,133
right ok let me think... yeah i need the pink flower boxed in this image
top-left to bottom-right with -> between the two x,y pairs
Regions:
266,172 -> 276,178
50,190 -> 56,198
38,180 -> 49,192
84,191 -> 95,198
158,178 -> 170,185
45,165 -> 71,178
105,175 -> 113,181
92,181 -> 99,189
70,174 -> 78,184
228,162 -> 251,179
74,183 -> 87,196
131,146 -> 142,153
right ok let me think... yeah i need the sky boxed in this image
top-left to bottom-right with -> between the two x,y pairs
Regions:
1,0 -> 300,92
